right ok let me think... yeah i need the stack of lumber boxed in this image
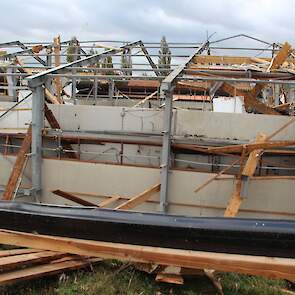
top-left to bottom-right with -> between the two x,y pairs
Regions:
0,248 -> 100,286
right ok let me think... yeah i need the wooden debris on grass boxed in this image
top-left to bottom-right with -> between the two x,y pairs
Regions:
0,248 -> 100,286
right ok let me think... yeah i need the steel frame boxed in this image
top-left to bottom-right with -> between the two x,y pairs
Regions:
159,41 -> 209,212
1,34 -> 295,209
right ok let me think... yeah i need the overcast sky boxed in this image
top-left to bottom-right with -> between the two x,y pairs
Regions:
1,0 -> 295,45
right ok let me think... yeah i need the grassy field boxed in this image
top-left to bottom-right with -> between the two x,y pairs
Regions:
0,261 -> 293,295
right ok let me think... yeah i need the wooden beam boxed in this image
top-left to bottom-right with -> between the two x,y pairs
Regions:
224,179 -> 243,217
224,147 -> 247,218
205,139 -> 295,154
224,134 -> 267,217
193,55 -> 270,65
193,53 -> 294,67
0,229 -> 295,281
0,256 -> 100,286
52,190 -> 99,207
2,126 -> 31,200
242,133 -> 267,177
132,90 -> 158,108
98,195 -> 121,208
0,249 -> 41,258
115,183 -> 160,210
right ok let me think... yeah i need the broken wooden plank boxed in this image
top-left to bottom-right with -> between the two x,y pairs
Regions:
0,251 -> 67,271
250,42 -> 292,101
224,179 -> 243,217
242,133 -> 267,177
268,42 -> 292,71
224,134 -> 267,217
98,195 -> 121,208
0,256 -> 100,286
2,126 -> 32,200
52,190 -> 99,207
115,183 -> 160,210
0,229 -> 295,281
221,83 -> 280,115
223,147 -> 247,218
155,273 -> 184,285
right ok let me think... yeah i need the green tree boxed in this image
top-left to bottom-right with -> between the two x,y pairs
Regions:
158,36 -> 171,76
67,36 -> 81,63
101,49 -> 114,75
121,48 -> 132,76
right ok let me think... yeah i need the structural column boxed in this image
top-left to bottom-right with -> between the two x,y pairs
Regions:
159,86 -> 173,212
109,79 -> 114,102
31,84 -> 44,200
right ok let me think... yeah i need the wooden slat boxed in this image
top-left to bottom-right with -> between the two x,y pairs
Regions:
115,183 -> 160,210
98,195 -> 121,208
206,140 -> 295,154
193,52 -> 293,67
0,251 -> 67,271
0,229 -> 295,281
132,91 -> 158,108
193,55 -> 270,65
52,190 -> 99,207
0,256 -> 101,286
0,248 -> 41,258
2,126 -> 31,200
224,179 -> 243,217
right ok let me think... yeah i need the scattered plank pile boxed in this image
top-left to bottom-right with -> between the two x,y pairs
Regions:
0,247 -> 100,286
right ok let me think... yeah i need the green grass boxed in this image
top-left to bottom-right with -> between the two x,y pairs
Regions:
0,261 -> 293,295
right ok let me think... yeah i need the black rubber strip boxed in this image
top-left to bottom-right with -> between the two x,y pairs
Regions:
0,201 -> 294,258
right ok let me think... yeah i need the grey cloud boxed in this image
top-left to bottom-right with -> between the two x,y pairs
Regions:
1,0 -> 295,45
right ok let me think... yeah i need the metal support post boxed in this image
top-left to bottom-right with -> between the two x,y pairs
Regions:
45,47 -> 54,95
94,77 -> 98,104
72,68 -> 77,104
109,79 -> 114,102
159,86 -> 173,212
31,85 -> 44,200
7,66 -> 17,101
72,44 -> 79,104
